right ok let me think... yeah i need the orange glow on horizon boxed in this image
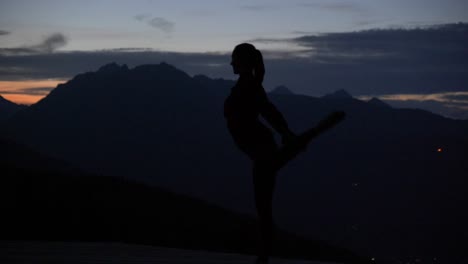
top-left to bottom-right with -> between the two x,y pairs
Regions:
0,79 -> 66,105
437,148 -> 443,153
358,91 -> 468,104
0,79 -> 65,91
1,94 -> 45,105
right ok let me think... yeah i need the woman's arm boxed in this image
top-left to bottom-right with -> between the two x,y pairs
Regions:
258,86 -> 296,142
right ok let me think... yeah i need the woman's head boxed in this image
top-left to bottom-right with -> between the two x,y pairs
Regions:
231,43 -> 265,84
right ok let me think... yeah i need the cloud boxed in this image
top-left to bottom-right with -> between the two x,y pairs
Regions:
0,87 -> 54,95
444,93 -> 468,101
391,99 -> 468,119
247,37 -> 293,44
251,23 -> 468,66
0,33 -> 68,55
134,13 -> 151,22
35,33 -> 67,53
239,4 -> 276,12
360,91 -> 468,105
361,92 -> 468,119
0,30 -> 10,35
292,23 -> 468,62
148,17 -> 175,33
297,1 -> 366,14
134,14 -> 175,33
247,23 -> 468,95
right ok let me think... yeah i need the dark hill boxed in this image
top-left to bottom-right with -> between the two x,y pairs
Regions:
4,63 -> 468,263
0,139 -> 362,263
0,138 -> 73,173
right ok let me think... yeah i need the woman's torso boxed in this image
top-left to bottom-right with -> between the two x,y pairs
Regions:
224,76 -> 263,125
224,76 -> 277,159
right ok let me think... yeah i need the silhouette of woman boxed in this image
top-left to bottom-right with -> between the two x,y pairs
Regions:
224,43 -> 298,263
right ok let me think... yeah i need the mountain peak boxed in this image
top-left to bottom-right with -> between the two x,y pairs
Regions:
322,89 -> 353,99
270,85 -> 294,95
133,62 -> 175,71
97,62 -> 129,73
132,62 -> 189,77
367,97 -> 392,108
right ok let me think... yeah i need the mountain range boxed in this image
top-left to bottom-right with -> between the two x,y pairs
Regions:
0,95 -> 26,121
3,62 -> 468,263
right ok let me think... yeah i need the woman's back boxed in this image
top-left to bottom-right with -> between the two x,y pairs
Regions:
224,75 -> 264,123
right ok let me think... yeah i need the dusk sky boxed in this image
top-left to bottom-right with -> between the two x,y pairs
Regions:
1,0 -> 467,118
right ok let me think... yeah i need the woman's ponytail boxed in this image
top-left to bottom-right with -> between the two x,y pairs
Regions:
253,49 -> 265,85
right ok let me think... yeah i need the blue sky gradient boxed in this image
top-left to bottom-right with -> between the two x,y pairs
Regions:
1,0 -> 467,52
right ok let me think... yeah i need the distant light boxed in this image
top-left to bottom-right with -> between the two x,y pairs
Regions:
437,148 -> 443,153
352,183 -> 359,187
371,257 -> 375,261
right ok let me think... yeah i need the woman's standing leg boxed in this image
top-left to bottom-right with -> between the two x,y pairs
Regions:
229,123 -> 279,262
253,159 -> 277,263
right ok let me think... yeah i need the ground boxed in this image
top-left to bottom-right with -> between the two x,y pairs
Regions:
0,240 -> 343,264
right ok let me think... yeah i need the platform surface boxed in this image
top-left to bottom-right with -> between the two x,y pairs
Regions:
0,240 -> 343,264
